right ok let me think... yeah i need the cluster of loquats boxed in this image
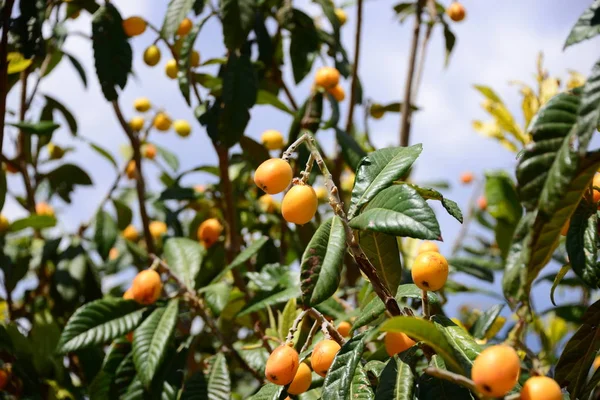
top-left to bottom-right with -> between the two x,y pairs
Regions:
254,158 -> 318,225
129,97 -> 192,138
314,66 -> 345,102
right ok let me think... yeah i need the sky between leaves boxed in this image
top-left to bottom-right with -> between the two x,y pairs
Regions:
3,0 -> 600,317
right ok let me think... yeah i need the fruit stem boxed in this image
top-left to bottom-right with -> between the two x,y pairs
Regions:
306,308 -> 346,346
300,153 -> 314,183
286,309 -> 309,344
424,367 -> 478,393
421,289 -> 430,320
300,321 -> 321,353
150,254 -> 264,382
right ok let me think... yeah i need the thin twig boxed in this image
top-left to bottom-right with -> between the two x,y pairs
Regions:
300,320 -> 321,353
286,309 -> 309,344
25,54 -> 51,110
300,154 -> 315,183
345,0 -> 364,132
424,367 -> 478,393
150,254 -> 264,382
306,308 -> 346,345
17,68 -> 36,213
111,100 -> 156,255
0,0 -> 15,154
399,0 -> 426,147
411,0 -> 437,101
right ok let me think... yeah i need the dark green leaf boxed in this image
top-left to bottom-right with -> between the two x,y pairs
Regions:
556,299 -> 600,398
44,163 -> 93,203
204,282 -> 230,317
301,216 -> 346,306
205,353 -> 231,400
238,287 -> 301,317
567,200 -> 600,288
257,90 -> 293,115
177,15 -> 212,104
133,299 -> 179,388
0,170 -> 5,212
88,140 -> 118,169
358,231 -> 402,296
323,331 -> 368,399
240,136 -> 270,169
441,19 -> 456,66
42,95 -> 77,135
210,236 -> 268,284
8,121 -> 60,135
350,363 -> 375,399
94,210 -> 118,260
564,0 -> 600,48
64,52 -> 88,88
375,355 -> 415,400
56,298 -> 145,353
288,10 -> 319,84
431,315 -> 482,376
161,0 -> 195,38
193,0 -> 205,14
550,264 -> 571,306
156,144 -> 180,171
485,171 -> 522,258
408,183 -> 463,223
448,257 -> 494,282
91,4 -> 132,100
336,128 -> 367,171
9,215 -> 56,232
471,304 -> 505,340
221,0 -> 254,50
349,145 -> 422,218
418,356 -> 474,400
247,383 -> 283,400
349,185 -> 441,240
164,238 -> 204,289
113,199 -> 133,231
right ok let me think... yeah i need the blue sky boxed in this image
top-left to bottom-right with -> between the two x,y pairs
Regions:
3,0 -> 599,316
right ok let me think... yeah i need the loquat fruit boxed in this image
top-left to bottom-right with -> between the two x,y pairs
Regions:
190,50 -> 200,68
36,202 -> 55,218
315,186 -> 328,201
520,376 -> 562,400
109,247 -> 119,261
282,184 -> 318,225
258,194 -> 278,213
384,332 -> 416,357
0,369 -> 9,390
0,214 -> 9,233
194,184 -> 206,193
143,45 -> 161,66
315,66 -> 340,89
334,8 -> 347,25
177,18 -> 193,36
254,158 -> 293,195
265,344 -> 299,385
122,225 -> 139,241
311,339 -> 340,377
122,16 -> 146,37
446,2 -> 466,22
197,218 -> 223,248
129,116 -> 145,132
370,103 -> 385,119
142,143 -> 157,160
154,112 -> 172,131
594,355 -> 600,370
149,221 -> 167,239
261,130 -> 285,150
126,161 -> 137,180
328,84 -> 345,102
287,362 -> 312,395
165,59 -> 178,79
337,321 -> 352,337
411,251 -> 449,291
417,241 -> 439,254
134,97 -> 151,112
460,171 -> 473,184
4,162 -> 18,174
592,174 -> 600,206
471,344 -> 520,397
478,196 -> 488,211
131,269 -> 162,305
47,143 -> 65,160
173,120 -> 191,137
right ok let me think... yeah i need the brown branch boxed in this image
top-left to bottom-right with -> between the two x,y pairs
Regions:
150,254 -> 264,382
111,100 -> 155,255
411,0 -> 437,102
344,0 -> 364,133
422,289 -> 430,319
17,68 -> 36,213
306,308 -> 346,345
0,0 -> 15,154
399,0 -> 426,147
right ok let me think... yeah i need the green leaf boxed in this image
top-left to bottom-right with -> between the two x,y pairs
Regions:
567,200 -> 600,288
88,140 -> 118,169
349,185 -> 441,240
485,171 -> 522,258
470,304 -> 505,340
92,4 -> 132,100
42,95 -> 77,136
206,353 -> 231,399
44,163 -> 93,203
204,282 -> 230,317
247,383 -> 283,400
9,215 -> 56,232
8,121 -> 60,135
210,236 -> 268,284
550,264 -> 571,306
164,238 -> 204,289
64,52 -> 88,88
407,183 -> 463,223
350,363 -> 375,399
431,315 -> 482,376
323,331 -> 368,399
381,317 -> 463,373
352,284 -> 439,330
564,0 -> 600,48
94,210 -> 118,260
336,128 -> 367,171
555,299 -> 600,398
90,340 -> 131,399
113,199 -> 133,231
161,0 -> 194,38
418,356 -> 475,400
278,298 -> 299,341
375,355 -> 415,399
581,364 -> 600,400
300,216 -> 347,306
56,298 -> 145,353
257,90 -> 293,115
288,10 -> 319,84
219,52 -> 258,147
133,299 -> 179,388
177,15 -> 212,105
349,145 -> 422,219
448,257 -> 494,282
156,144 -> 180,171
221,0 -> 254,50
441,19 -> 456,66
0,170 -> 5,212
358,231 -> 402,295
240,136 -> 270,169
238,287 -> 301,317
